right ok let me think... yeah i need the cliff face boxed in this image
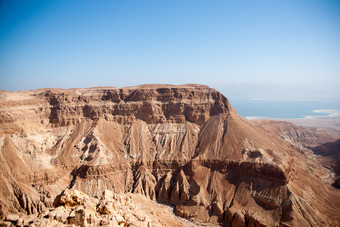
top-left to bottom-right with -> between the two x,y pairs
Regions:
0,84 -> 339,226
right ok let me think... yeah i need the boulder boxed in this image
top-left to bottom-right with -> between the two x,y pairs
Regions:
5,214 -> 19,222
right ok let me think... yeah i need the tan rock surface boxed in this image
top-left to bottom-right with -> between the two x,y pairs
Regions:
253,119 -> 340,148
0,84 -> 339,226
254,119 -> 340,187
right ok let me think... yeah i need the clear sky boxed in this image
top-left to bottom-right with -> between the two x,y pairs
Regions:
0,0 -> 339,99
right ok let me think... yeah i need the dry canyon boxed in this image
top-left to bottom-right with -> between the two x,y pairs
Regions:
0,84 -> 339,226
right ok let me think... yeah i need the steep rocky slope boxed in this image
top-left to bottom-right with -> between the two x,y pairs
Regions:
0,84 -> 339,226
313,139 -> 340,173
253,120 -> 340,149
254,120 -> 340,188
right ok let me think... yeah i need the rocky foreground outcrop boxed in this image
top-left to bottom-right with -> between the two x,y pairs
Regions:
0,84 -> 339,226
1,189 -> 195,227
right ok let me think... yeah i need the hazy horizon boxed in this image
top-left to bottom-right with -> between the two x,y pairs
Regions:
1,1 -> 339,100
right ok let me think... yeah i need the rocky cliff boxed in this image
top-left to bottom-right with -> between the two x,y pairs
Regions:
0,84 -> 339,226
255,120 -> 340,189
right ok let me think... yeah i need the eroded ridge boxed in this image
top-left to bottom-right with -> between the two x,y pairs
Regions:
0,84 -> 339,226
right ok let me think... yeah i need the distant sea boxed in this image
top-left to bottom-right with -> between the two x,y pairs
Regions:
229,98 -> 340,119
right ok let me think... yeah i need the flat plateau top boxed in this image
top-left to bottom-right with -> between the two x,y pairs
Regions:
0,84 -> 211,94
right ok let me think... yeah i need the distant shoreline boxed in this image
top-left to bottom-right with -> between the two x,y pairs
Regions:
231,98 -> 340,121
247,109 -> 340,131
311,109 -> 340,117
246,109 -> 340,121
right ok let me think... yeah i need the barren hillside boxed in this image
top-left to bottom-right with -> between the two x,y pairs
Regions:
0,85 -> 339,226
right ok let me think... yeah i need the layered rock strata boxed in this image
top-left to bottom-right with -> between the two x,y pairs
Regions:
255,120 -> 340,189
0,84 -> 339,226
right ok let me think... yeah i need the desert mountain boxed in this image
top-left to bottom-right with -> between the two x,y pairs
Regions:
255,120 -> 340,188
253,120 -> 340,148
0,84 -> 339,226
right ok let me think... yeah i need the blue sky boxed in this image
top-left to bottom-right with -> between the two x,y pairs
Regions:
0,0 -> 339,99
